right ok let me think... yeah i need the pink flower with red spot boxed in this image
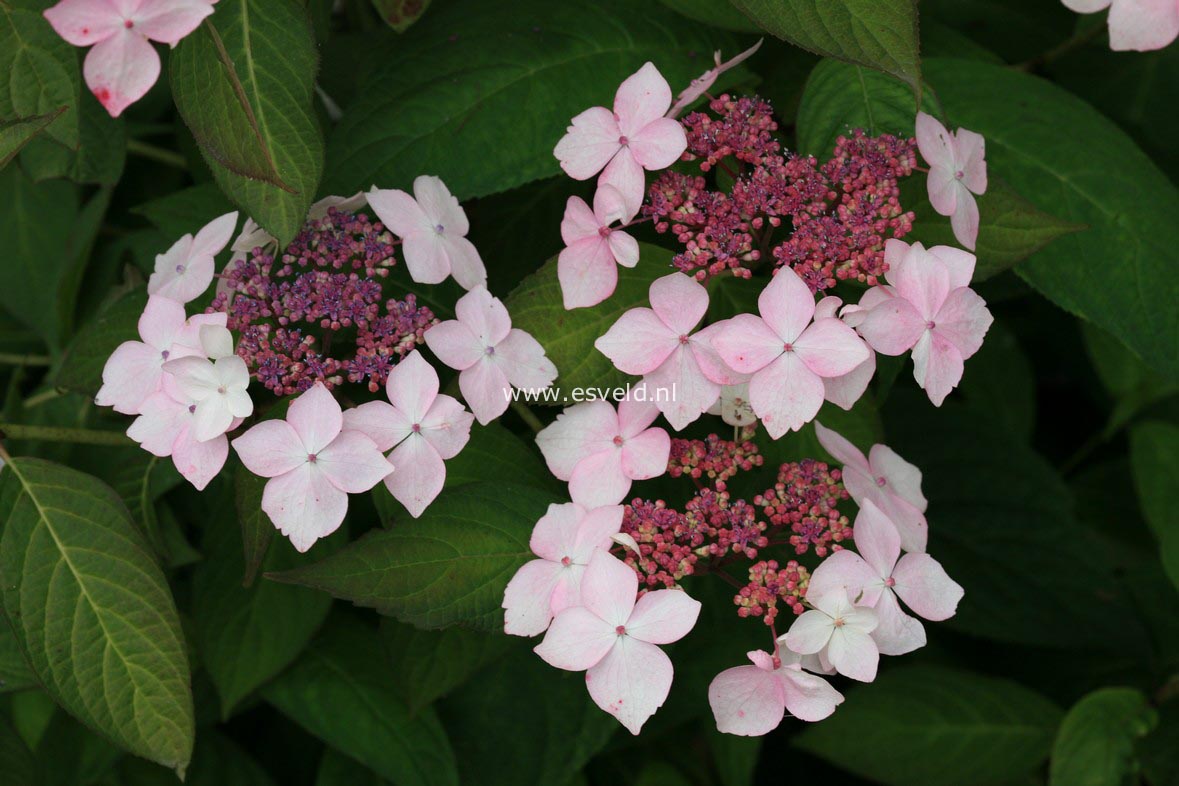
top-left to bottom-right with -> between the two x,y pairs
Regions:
595,273 -> 742,431
423,286 -> 557,425
503,503 -> 625,637
535,392 -> 671,507
711,267 -> 870,438
553,62 -> 687,213
807,500 -> 963,656
534,549 -> 701,734
341,350 -> 473,518
44,0 -> 217,117
915,112 -> 987,250
232,383 -> 393,552
708,648 -> 843,736
557,185 -> 639,309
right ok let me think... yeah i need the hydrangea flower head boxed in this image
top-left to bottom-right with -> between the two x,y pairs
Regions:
44,0 -> 217,117
915,112 -> 987,250
127,376 -> 233,491
163,325 -> 252,442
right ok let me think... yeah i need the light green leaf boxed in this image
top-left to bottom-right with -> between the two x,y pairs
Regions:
795,59 -> 917,158
926,57 -> 1179,380
1049,687 -> 1156,786
505,243 -> 674,404
261,618 -> 459,786
270,482 -> 554,631
0,110 -> 65,170
0,6 -> 79,147
170,0 -> 324,245
0,713 -> 38,786
324,0 -> 733,199
57,289 -> 148,396
0,457 -> 194,775
1130,421 -> 1179,591
379,620 -> 511,714
795,666 -> 1062,786
727,0 -> 920,91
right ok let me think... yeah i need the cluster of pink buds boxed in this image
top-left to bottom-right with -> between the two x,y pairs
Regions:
667,432 -> 763,483
735,559 -> 809,625
755,459 -> 853,557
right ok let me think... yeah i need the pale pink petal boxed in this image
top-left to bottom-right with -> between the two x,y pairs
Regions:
783,610 -> 832,655
550,565 -> 587,617
164,355 -> 219,402
928,246 -> 977,289
455,287 -> 511,346
953,130 -> 987,195
536,401 -> 618,480
868,445 -> 927,512
912,330 -> 965,407
569,448 -> 631,508
84,27 -> 160,117
148,238 -> 213,304
134,0 -> 215,45
314,431 -> 393,493
554,106 -> 622,180
503,559 -> 567,637
308,192 -> 367,220
826,627 -> 879,682
367,187 -> 433,240
570,505 -> 626,562
950,187 -> 980,250
560,196 -> 600,245
424,320 -> 483,371
892,246 -> 951,320
1062,0 -> 1112,10
814,296 -> 842,321
342,401 -> 408,453
559,236 -> 620,309
96,341 -> 165,414
231,420 -> 306,477
711,314 -> 785,374
262,464 -> 348,553
806,550 -> 882,607
823,351 -> 875,411
441,235 -> 486,290
892,553 -> 965,621
138,293 -> 187,348
668,41 -> 763,118
385,433 -> 444,518
645,345 -> 720,431
529,503 -> 582,562
534,607 -> 617,671
495,329 -> 558,390
689,323 -> 746,386
586,636 -> 673,735
629,117 -> 687,170
649,272 -> 709,336
779,667 -> 844,722
419,395 -> 472,459
608,230 -> 640,268
599,147 -> 645,217
853,500 -> 902,579
626,588 -> 701,644
127,392 -> 187,456
459,357 -> 511,425
580,550 -> 638,627
593,183 -> 634,226
856,298 -> 926,356
614,62 -> 673,136
385,350 -> 438,423
758,267 -> 815,344
620,428 -> 671,480
191,396 -> 233,443
870,590 -> 926,656
413,175 -> 469,235
793,318 -> 870,378
915,112 -> 954,172
934,288 -> 993,360
595,308 -> 678,375
287,383 -> 342,454
44,0 -> 122,46
927,165 -> 960,217
1108,0 -> 1179,51
813,422 -> 869,474
400,232 -> 450,285
748,352 -> 825,439
617,389 -> 661,437
709,664 -> 786,736
170,428 -> 228,492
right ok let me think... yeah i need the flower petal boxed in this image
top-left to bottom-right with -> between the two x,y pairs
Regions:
626,588 -> 701,644
748,352 -> 825,439
852,499 -> 902,580
43,0 -> 121,45
779,667 -> 844,722
629,117 -> 687,170
495,329 -> 557,390
892,552 -> 965,621
793,317 -> 870,378
385,433 -> 444,518
459,357 -> 511,425
503,559 -> 567,637
441,235 -> 486,290
135,0 -> 216,45
455,287 -> 511,346
560,196 -> 600,244
262,464 -> 348,553
287,382 -> 342,454
868,444 -> 927,513
558,236 -> 620,309
570,505 -> 626,562
595,307 -> 678,375
534,607 -> 616,671
536,400 -> 618,480
554,106 -> 622,180
368,186 -> 433,238
1107,0 -> 1179,52
232,420 -> 307,478
599,146 -> 645,218
856,298 -> 926,356
645,345 -> 721,431
424,319 -> 483,371
649,272 -> 708,336
83,27 -> 160,117
806,549 -> 882,607
614,62 -> 673,136
586,636 -> 673,735
758,267 -> 815,344
710,314 -> 784,375
419,394 -> 473,459
170,428 -> 228,491
911,330 -> 965,407
96,341 -> 164,414
934,287 -> 993,360
581,549 -> 638,627
621,427 -> 671,480
529,502 -> 583,562
783,609 -> 833,655
813,421 -> 870,475
708,664 -> 787,736
385,349 -> 438,424
569,448 -> 631,508
314,431 -> 394,493
870,589 -> 926,656
826,627 -> 879,682
413,175 -> 469,235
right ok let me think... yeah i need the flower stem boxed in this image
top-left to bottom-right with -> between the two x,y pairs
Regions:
0,353 -> 51,367
0,423 -> 132,447
126,139 -> 188,170
1015,23 -> 1105,71
510,400 -> 545,434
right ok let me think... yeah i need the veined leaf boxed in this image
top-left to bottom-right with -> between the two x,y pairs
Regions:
0,6 -> 79,147
1130,421 -> 1179,591
1049,688 -> 1156,786
0,110 -> 64,169
379,620 -> 511,714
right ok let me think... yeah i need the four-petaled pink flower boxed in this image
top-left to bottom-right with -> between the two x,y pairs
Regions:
163,325 -> 252,442
807,500 -> 963,656
557,185 -> 639,309
232,382 -> 393,552
502,503 -> 624,636
595,272 -> 740,431
368,176 -> 487,290
127,376 -> 234,491
341,350 -> 473,518
536,392 -> 671,507
96,295 -> 226,415
147,211 -> 237,304
783,588 -> 879,682
851,240 -> 992,407
44,0 -> 217,118
711,267 -> 870,439
667,40 -> 763,118
915,112 -> 987,250
1062,0 -> 1179,51
553,62 -> 687,213
535,549 -> 701,734
708,648 -> 843,736
814,421 -> 929,552
423,287 -> 557,425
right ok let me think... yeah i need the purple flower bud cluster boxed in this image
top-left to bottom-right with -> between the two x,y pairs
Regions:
755,459 -> 853,557
735,559 -> 810,625
644,93 -> 917,291
210,208 -> 436,395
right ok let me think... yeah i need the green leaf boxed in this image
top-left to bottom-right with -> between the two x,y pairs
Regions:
926,57 -> 1179,380
324,0 -> 733,199
727,0 -> 920,92
57,289 -> 148,396
505,243 -> 674,404
0,621 -> 36,693
370,0 -> 432,32
261,618 -> 459,786
193,507 -> 341,718
1085,325 -> 1179,436
103,452 -> 178,561
379,620 -> 511,714
170,0 -> 324,245
232,461 -> 274,587
316,748 -> 386,786
795,59 -> 916,158
0,713 -> 38,786
795,666 -> 1062,786
954,319 -> 1035,439
0,457 -> 194,775
19,92 -> 126,185
0,166 -> 80,351
708,728 -> 759,786
0,110 -> 65,169
0,6 -> 79,147
34,711 -> 122,786
658,0 -> 761,32
132,183 -> 238,241
1049,687 -> 1156,786
436,641 -> 617,786
921,0 -> 1074,64
269,482 -> 554,631
1130,421 -> 1179,591
434,421 -> 560,493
